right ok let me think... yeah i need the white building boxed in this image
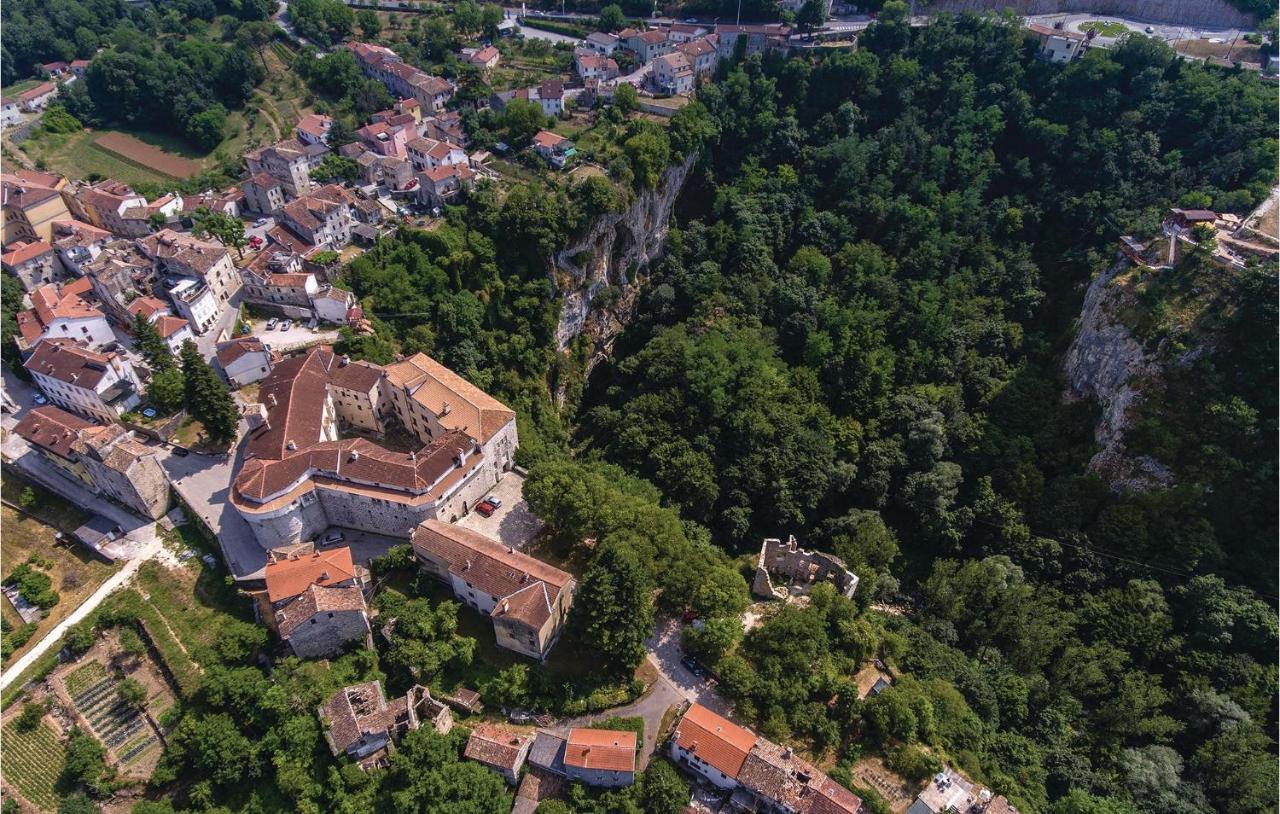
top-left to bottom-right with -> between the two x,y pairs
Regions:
215,337 -> 275,387
166,278 -> 220,335
14,282 -> 115,353
24,339 -> 143,423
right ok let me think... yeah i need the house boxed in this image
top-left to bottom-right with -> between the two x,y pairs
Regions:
14,282 -> 115,354
231,347 -> 516,548
625,29 -> 673,63
1168,208 -> 1218,231
154,315 -> 193,354
241,173 -> 287,215
537,80 -> 566,117
179,189 -> 242,220
357,120 -> 410,158
1027,23 -> 1087,63
67,179 -> 158,238
2,240 -> 61,291
531,130 -> 575,169
40,61 -> 70,78
50,220 -> 112,275
736,739 -> 862,814
563,728 -> 637,788
714,24 -> 791,59
752,535 -> 858,601
18,82 -> 58,112
23,340 -> 143,423
17,408 -> 169,520
528,730 -> 568,776
355,151 -> 416,190
586,31 -> 620,54
319,682 -> 452,769
70,59 -> 92,77
416,164 -> 477,209
347,42 -> 455,112
245,139 -> 313,197
80,240 -> 157,326
2,171 -> 72,243
664,22 -> 712,42
126,295 -> 171,323
138,230 -> 239,303
671,704 -> 756,790
165,277 -> 220,335
216,336 -> 275,387
464,725 -> 533,784
296,113 -> 335,147
313,285 -> 355,324
405,137 -> 468,172
241,250 -> 317,313
575,50 -> 620,82
463,45 -> 501,71
278,186 -> 355,249
410,520 -> 575,661
262,547 -> 371,658
652,52 -> 695,95
2,97 -> 22,129
676,37 -> 719,78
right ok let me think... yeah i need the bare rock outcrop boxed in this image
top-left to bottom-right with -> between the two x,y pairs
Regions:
923,0 -> 1254,28
551,153 -> 697,371
1062,260 -> 1172,491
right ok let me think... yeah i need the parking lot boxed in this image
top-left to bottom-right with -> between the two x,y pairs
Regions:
456,472 -> 542,550
249,318 -> 340,353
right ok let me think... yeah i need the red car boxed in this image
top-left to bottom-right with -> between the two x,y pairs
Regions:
475,500 -> 496,517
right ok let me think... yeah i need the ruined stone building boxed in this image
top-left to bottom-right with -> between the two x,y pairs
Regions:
752,535 -> 858,601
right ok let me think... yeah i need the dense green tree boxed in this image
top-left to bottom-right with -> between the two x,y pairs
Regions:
640,760 -> 688,814
179,340 -> 238,446
571,543 -> 654,674
598,4 -> 627,32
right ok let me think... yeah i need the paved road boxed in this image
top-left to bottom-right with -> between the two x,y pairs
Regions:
194,291 -> 245,361
0,537 -> 162,692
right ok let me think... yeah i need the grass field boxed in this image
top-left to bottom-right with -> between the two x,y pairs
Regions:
1,79 -> 41,96
1080,20 -> 1130,37
23,129 -> 191,187
1,716 -> 67,811
1,479 -> 117,668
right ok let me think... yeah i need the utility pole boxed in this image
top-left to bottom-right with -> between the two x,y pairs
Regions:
736,0 -> 741,26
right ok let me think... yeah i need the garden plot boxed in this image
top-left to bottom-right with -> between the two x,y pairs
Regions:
48,630 -> 176,780
0,712 -> 66,812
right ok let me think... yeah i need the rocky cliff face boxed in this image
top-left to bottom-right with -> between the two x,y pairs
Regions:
923,0 -> 1253,27
552,153 -> 697,370
1062,261 -> 1172,491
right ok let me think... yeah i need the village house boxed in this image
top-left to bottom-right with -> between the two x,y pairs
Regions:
2,239 -> 61,291
230,347 -> 517,548
215,336 -> 275,387
277,185 -> 356,250
652,52 -> 695,95
50,219 -> 112,274
241,174 -> 288,215
319,681 -> 452,769
240,250 -> 318,314
671,703 -> 756,790
245,139 -> 314,198
14,406 -> 171,519
1,97 -> 22,129
575,50 -> 620,82
357,120 -> 410,158
179,189 -> 243,221
405,137 -> 469,173
296,113 -> 335,147
70,59 -> 92,77
261,547 -> 371,658
532,130 -> 575,169
138,229 -> 241,306
905,767 -> 1015,814
625,29 -> 673,63
563,728 -> 637,788
416,164 -> 477,209
585,31 -> 621,54
19,82 -> 59,112
81,241 -> 157,326
347,42 -> 455,112
128,294 -> 193,354
463,45 -> 501,72
164,277 -> 220,335
465,725 -> 534,784
1027,23 -> 1087,63
752,535 -> 858,601
714,23 -> 792,59
664,21 -> 713,42
14,281 -> 115,354
410,520 -> 575,661
676,37 -> 720,78
68,179 -> 174,238
492,81 -> 567,118
355,151 -> 416,191
3,170 -> 72,244
24,339 -> 143,423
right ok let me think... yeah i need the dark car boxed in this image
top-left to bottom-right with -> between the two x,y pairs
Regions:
681,656 -> 705,677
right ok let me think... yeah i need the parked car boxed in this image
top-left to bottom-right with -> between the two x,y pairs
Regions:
255,217 -> 268,227
32,393 -> 48,405
321,530 -> 345,545
248,235 -> 264,248
681,656 -> 705,677
475,500 -> 496,517
266,318 -> 278,330
279,320 -> 293,331
508,709 -> 532,724
1144,25 -> 1155,33
171,446 -> 190,457
486,497 -> 503,509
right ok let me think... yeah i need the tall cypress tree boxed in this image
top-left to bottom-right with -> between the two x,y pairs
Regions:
570,542 -> 654,675
180,340 -> 238,446
133,314 -> 174,371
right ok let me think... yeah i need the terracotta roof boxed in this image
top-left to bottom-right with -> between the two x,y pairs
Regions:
564,728 -> 636,773
382,352 -> 515,444
265,547 -> 359,602
18,283 -> 103,343
465,725 -> 532,772
154,314 -> 189,339
244,348 -> 337,460
635,30 -> 668,45
2,179 -> 61,211
468,46 -> 500,64
14,404 -> 94,459
674,704 -> 755,780
216,336 -> 268,367
19,82 -> 56,102
275,582 -> 367,636
677,38 -> 717,57
23,339 -> 120,388
807,777 -> 863,814
2,240 -> 53,267
51,220 -> 113,250
411,520 -> 572,630
137,229 -> 230,275
297,113 -> 334,138
328,357 -> 383,392
532,130 -> 566,149
127,296 -> 170,320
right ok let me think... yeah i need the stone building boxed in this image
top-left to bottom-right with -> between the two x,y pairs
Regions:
245,139 -> 313,197
262,547 -> 371,658
2,240 -> 61,291
24,339 -> 142,423
465,725 -> 533,784
752,535 -> 858,601
410,520 -> 575,661
231,347 -> 516,549
319,681 -> 452,769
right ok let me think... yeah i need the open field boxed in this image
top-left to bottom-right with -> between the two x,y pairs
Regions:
95,131 -> 203,178
1173,38 -> 1265,66
22,129 -> 194,187
1,480 -> 117,668
1,713 -> 66,811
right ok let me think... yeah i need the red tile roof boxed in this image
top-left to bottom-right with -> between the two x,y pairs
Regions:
564,728 -> 636,773
465,725 -> 532,772
265,547 -> 359,602
674,704 -> 755,780
127,296 -> 170,321
13,404 -> 94,459
154,314 -> 189,339
215,336 -> 268,366
1,240 -> 53,267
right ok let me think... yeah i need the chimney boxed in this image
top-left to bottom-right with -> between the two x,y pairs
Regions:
287,440 -> 297,451
501,600 -> 509,613
463,559 -> 471,571
350,450 -> 360,462
440,400 -> 451,416
268,393 -> 278,408
340,354 -> 350,366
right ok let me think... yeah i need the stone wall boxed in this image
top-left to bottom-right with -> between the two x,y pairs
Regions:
286,609 -> 371,658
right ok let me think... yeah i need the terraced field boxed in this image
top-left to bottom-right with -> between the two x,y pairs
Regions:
64,662 -> 160,770
1,715 -> 66,811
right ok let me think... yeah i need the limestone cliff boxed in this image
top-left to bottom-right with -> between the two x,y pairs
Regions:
551,153 -> 697,370
923,0 -> 1254,27
1062,260 -> 1172,491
